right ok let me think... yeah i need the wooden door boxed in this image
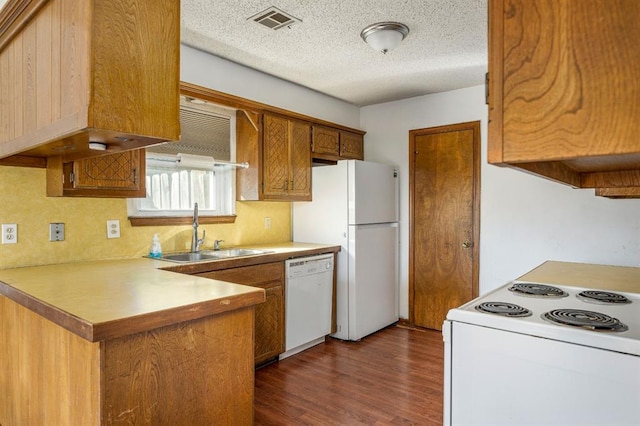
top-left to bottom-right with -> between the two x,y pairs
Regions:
409,121 -> 480,330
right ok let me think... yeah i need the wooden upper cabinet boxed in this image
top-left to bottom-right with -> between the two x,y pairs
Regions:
488,0 -> 640,197
312,126 -> 364,161
237,112 -> 312,201
339,131 -> 364,160
46,150 -> 146,197
312,126 -> 339,157
288,120 -> 313,198
0,0 -> 180,163
262,115 -> 291,197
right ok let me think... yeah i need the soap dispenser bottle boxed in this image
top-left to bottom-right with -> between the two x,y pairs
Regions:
149,234 -> 162,258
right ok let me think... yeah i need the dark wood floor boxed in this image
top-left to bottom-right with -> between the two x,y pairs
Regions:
254,325 -> 444,425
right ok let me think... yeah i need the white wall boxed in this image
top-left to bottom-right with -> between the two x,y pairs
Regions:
181,44 -> 360,128
181,47 -> 640,320
361,85 -> 640,319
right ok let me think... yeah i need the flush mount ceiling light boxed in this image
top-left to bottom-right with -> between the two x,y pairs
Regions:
360,22 -> 410,54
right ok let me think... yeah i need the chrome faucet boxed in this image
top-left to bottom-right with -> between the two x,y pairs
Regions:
214,239 -> 225,250
191,202 -> 205,253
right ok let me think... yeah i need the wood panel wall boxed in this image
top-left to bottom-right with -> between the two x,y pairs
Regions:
0,296 -> 101,426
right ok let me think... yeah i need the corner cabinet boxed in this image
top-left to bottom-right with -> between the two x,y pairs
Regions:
488,0 -> 640,198
237,112 -> 312,201
0,0 -> 180,162
197,262 -> 285,365
46,150 -> 146,197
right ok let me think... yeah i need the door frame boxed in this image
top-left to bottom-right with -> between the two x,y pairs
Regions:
408,121 -> 481,327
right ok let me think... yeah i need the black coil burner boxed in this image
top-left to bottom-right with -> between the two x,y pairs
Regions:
475,301 -> 532,317
508,282 -> 569,298
577,290 -> 631,305
542,309 -> 628,332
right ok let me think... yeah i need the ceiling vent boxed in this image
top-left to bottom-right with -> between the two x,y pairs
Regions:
249,6 -> 301,30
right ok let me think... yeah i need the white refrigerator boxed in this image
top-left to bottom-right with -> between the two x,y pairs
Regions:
293,160 -> 399,341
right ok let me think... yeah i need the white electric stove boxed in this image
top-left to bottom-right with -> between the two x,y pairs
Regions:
443,281 -> 640,425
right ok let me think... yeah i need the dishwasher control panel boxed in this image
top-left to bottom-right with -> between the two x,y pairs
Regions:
286,254 -> 334,278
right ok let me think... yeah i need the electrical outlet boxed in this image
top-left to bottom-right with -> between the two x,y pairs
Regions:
264,217 -> 271,230
2,224 -> 17,244
107,220 -> 120,239
49,223 -> 65,242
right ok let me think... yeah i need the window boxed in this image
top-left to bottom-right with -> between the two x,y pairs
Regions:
128,96 -> 237,221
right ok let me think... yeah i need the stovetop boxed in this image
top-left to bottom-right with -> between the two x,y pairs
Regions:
446,281 -> 640,356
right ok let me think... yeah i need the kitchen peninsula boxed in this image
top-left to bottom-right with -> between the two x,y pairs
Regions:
0,243 -> 339,425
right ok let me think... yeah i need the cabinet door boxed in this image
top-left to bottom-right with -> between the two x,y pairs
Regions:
48,150 -> 146,197
489,0 -> 640,165
262,114 -> 290,198
196,262 -> 285,365
311,126 -> 339,156
289,120 -> 312,200
339,131 -> 364,160
254,283 -> 284,364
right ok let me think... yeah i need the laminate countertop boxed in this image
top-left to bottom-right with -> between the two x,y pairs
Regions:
518,260 -> 640,293
0,242 -> 340,342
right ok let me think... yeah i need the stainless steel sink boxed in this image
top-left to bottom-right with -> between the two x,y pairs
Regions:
160,252 -> 222,263
157,248 -> 272,263
201,249 -> 271,258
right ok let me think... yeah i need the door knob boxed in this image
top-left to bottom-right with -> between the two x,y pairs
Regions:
462,241 -> 473,248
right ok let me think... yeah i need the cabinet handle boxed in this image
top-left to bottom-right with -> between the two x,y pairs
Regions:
462,241 -> 473,248
485,72 -> 489,105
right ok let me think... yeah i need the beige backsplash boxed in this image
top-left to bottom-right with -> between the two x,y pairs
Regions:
0,166 -> 291,269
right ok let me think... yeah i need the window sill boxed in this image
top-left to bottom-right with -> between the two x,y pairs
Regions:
129,215 -> 237,227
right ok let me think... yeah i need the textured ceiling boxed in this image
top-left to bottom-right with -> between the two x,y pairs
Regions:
0,0 -> 488,107
181,0 -> 488,106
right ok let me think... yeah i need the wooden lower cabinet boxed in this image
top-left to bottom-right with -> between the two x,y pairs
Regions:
197,262 -> 285,365
0,296 -> 255,425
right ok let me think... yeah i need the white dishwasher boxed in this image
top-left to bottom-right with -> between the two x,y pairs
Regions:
280,254 -> 334,360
